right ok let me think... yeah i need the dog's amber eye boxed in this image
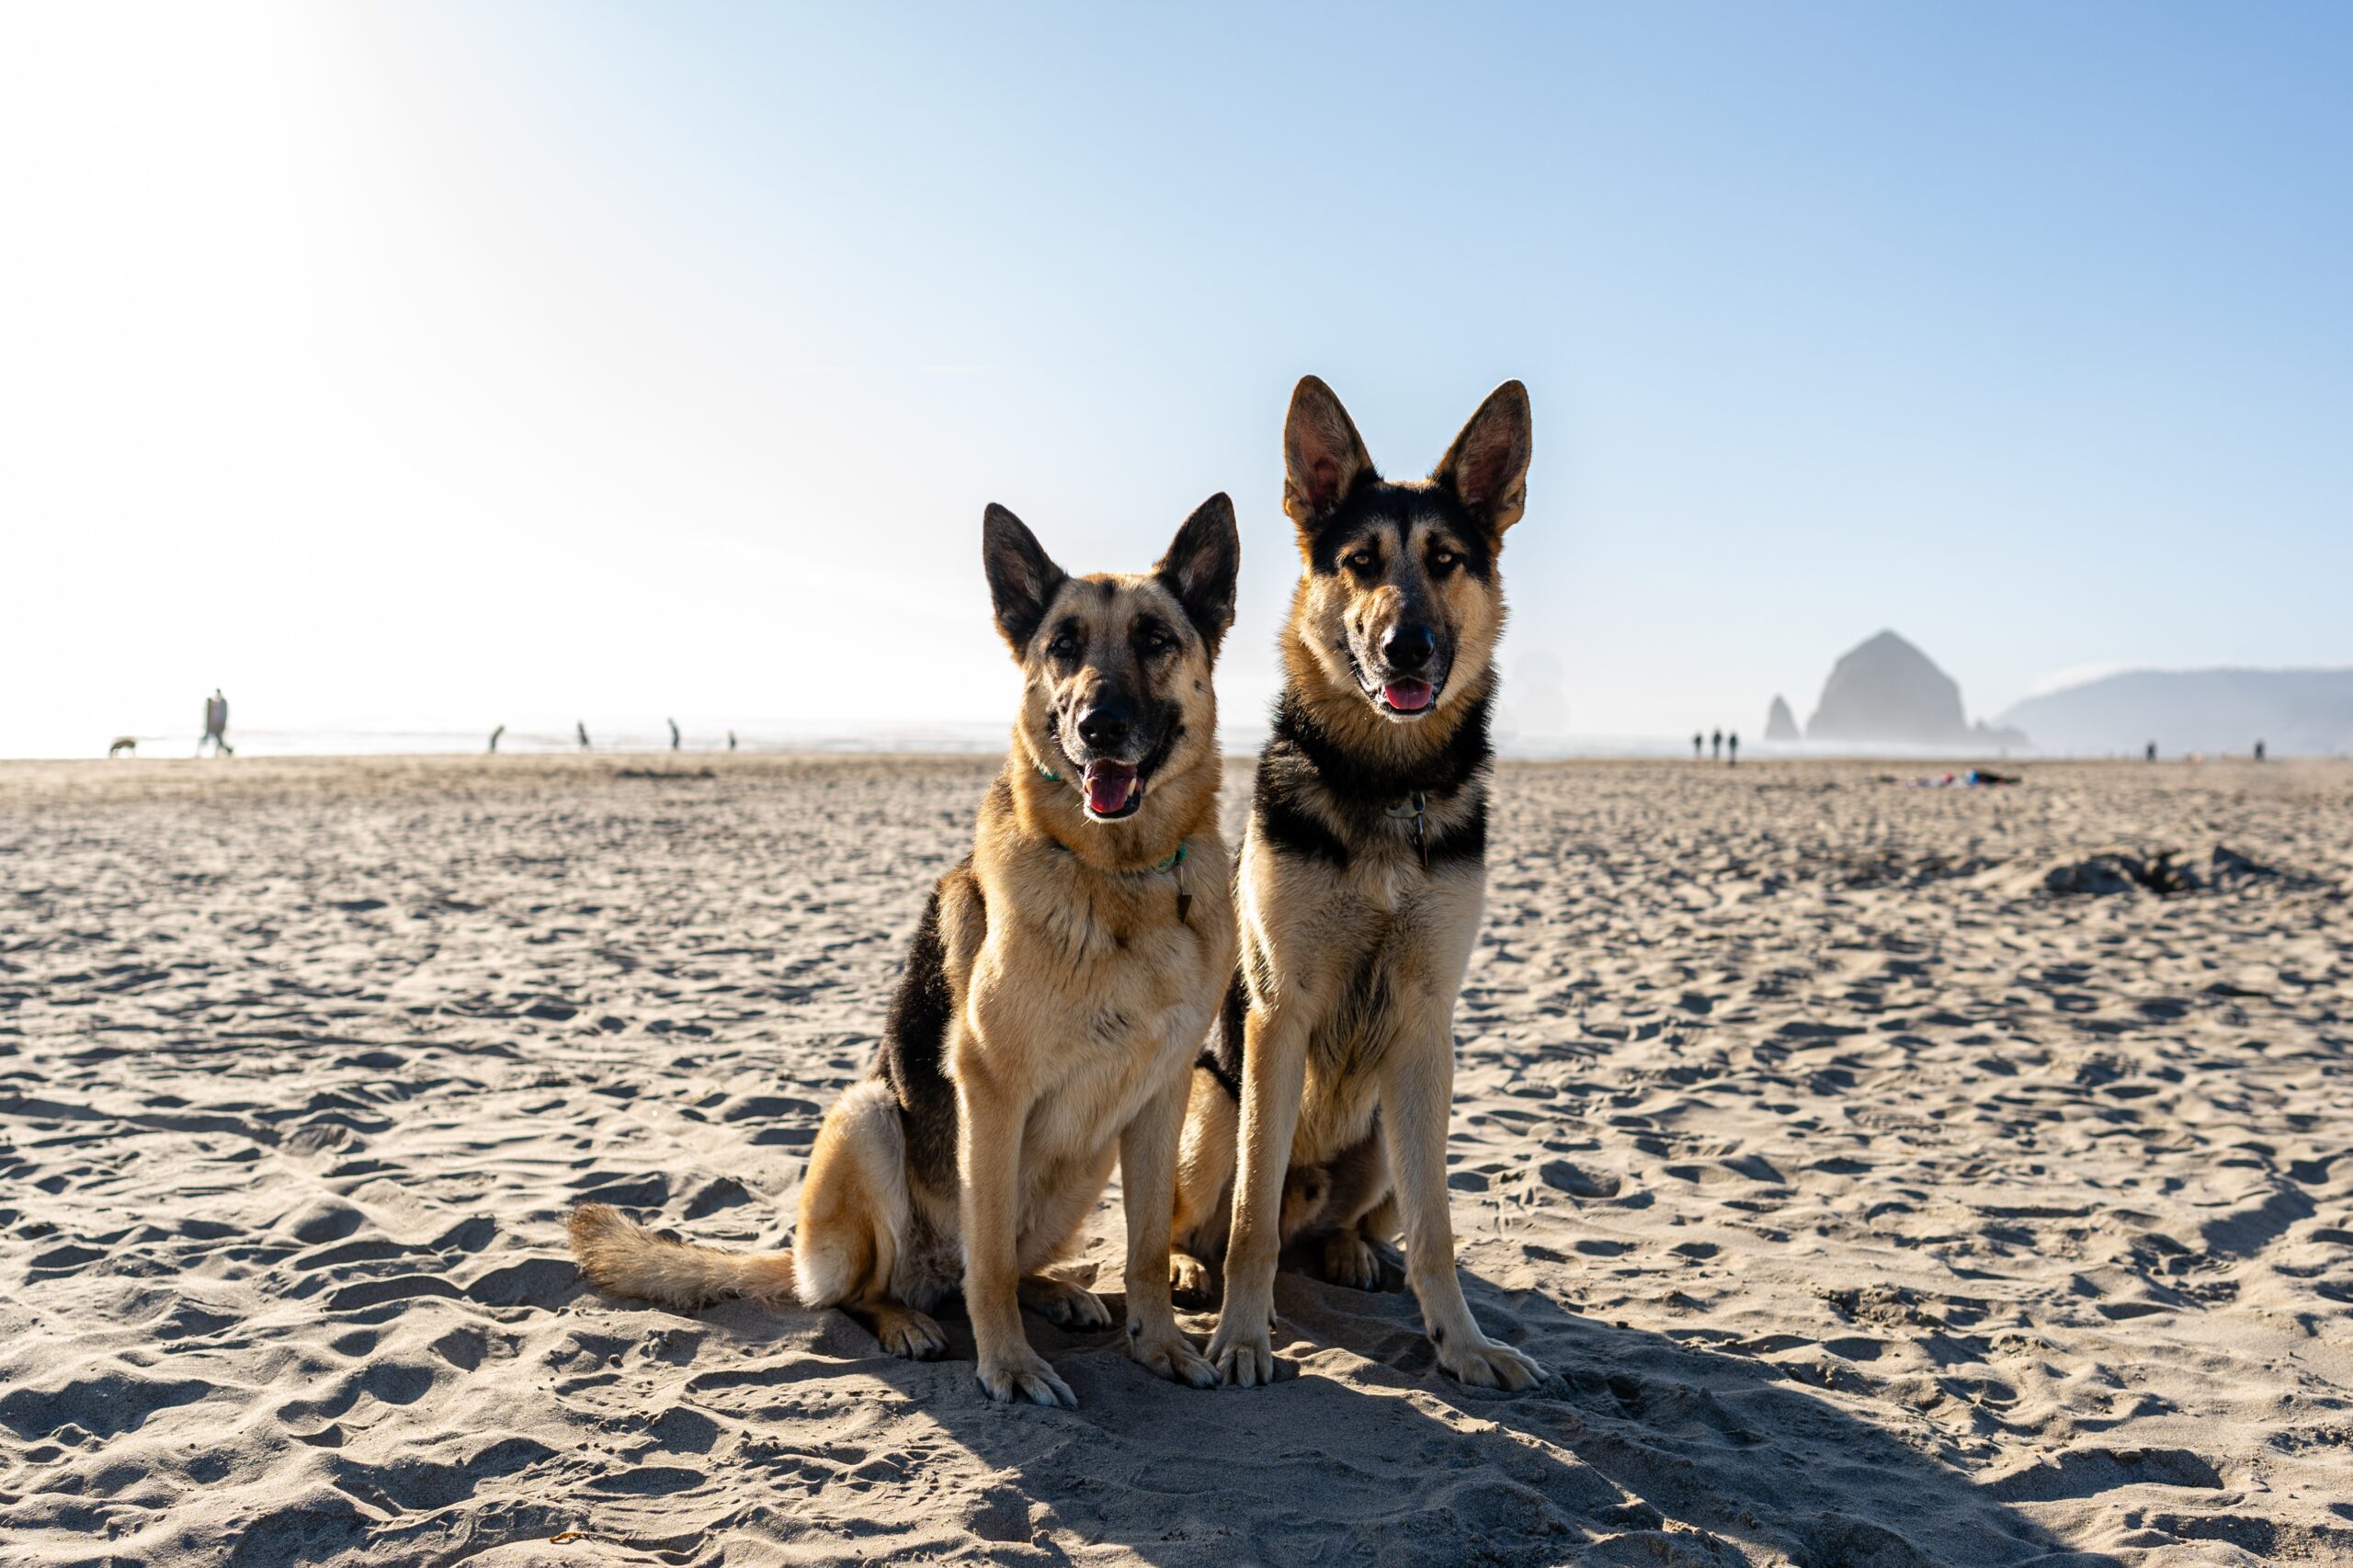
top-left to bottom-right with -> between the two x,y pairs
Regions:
1139,629 -> 1175,654
1345,548 -> 1376,572
1432,547 -> 1460,571
1047,633 -> 1079,657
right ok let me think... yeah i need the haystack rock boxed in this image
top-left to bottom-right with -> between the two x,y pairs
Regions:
1806,631 -> 1981,746
1764,695 -> 1801,744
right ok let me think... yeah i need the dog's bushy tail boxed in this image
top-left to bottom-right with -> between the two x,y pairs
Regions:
568,1203 -> 799,1311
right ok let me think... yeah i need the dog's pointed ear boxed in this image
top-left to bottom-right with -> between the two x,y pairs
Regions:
1283,376 -> 1375,527
982,504 -> 1066,653
1155,492 -> 1241,655
1432,380 -> 1532,538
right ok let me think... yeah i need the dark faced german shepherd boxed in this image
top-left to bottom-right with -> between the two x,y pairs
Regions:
1174,377 -> 1545,1391
573,496 -> 1241,1408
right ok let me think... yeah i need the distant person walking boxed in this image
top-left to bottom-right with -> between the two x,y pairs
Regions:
488,724 -> 505,755
1727,731 -> 1739,766
2145,741 -> 2157,763
668,718 -> 681,752
577,722 -> 591,752
1692,731 -> 1702,761
727,730 -> 738,752
2255,739 -> 2266,763
198,689 -> 233,757
1711,728 -> 1722,762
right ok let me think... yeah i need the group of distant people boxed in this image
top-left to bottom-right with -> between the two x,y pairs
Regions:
1672,730 -> 2272,767
487,720 -> 738,754
117,691 -> 749,760
2145,739 -> 2268,762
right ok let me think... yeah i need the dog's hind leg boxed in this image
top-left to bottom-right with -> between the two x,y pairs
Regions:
567,1081 -> 924,1320
795,1080 -> 941,1358
846,1291 -> 948,1360
1311,1122 -> 1396,1291
1171,1203 -> 1227,1307
1017,1273 -> 1113,1330
1013,1144 -> 1118,1331
1117,1072 -> 1219,1388
1171,1066 -> 1237,1304
1349,1191 -> 1405,1287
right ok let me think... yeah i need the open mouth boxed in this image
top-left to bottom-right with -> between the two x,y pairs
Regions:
1346,649 -> 1444,720
1081,758 -> 1142,820
1380,678 -> 1435,714
1057,719 -> 1176,823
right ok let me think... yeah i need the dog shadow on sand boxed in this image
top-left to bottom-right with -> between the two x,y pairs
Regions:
551,1251 -> 2129,1568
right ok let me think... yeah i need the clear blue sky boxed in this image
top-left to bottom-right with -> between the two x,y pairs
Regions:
4,2 -> 2347,754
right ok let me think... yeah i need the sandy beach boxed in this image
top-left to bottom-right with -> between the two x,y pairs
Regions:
3,752 -> 2348,1567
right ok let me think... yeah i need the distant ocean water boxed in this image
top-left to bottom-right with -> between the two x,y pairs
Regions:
19,712 -> 1748,762
8,720 -> 2117,763
17,720 -> 1019,761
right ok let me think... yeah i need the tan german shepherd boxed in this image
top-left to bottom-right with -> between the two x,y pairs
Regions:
1175,377 -> 1546,1392
572,496 -> 1240,1407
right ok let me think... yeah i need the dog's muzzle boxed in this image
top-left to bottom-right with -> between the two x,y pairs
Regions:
1345,645 -> 1448,721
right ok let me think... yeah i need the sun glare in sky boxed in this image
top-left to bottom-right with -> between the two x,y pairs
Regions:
4,3 -> 2347,756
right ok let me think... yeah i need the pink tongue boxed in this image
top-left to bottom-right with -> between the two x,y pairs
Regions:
1084,763 -> 1138,815
1383,679 -> 1434,712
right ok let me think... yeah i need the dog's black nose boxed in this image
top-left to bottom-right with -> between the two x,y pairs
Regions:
1076,705 -> 1132,752
1383,623 -> 1437,672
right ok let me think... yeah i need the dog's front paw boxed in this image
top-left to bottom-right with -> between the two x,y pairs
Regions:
1320,1231 -> 1382,1291
1130,1324 -> 1220,1389
1206,1313 -> 1278,1389
974,1347 -> 1077,1408
1169,1252 -> 1216,1307
1019,1275 -> 1112,1330
1435,1330 -> 1544,1392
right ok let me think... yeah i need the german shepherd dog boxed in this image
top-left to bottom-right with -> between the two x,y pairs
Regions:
1174,377 -> 1546,1392
572,497 -> 1240,1407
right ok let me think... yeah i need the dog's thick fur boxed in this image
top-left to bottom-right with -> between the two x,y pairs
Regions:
1176,377 -> 1546,1392
572,496 -> 1241,1407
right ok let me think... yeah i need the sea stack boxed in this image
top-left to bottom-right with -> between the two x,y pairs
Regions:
1764,695 -> 1801,744
1806,631 -> 1995,747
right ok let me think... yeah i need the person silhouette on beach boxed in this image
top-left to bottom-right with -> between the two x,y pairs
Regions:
2145,741 -> 2157,763
1727,731 -> 1739,766
727,730 -> 738,752
668,718 -> 681,752
198,689 -> 233,757
2255,739 -> 2266,763
1692,732 -> 1702,761
577,722 -> 591,752
1711,728 -> 1722,761
489,724 -> 505,755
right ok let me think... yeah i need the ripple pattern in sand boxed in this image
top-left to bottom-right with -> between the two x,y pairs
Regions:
2,755 -> 2347,1566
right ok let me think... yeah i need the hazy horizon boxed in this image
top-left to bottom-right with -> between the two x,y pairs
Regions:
6,3 -> 2348,760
